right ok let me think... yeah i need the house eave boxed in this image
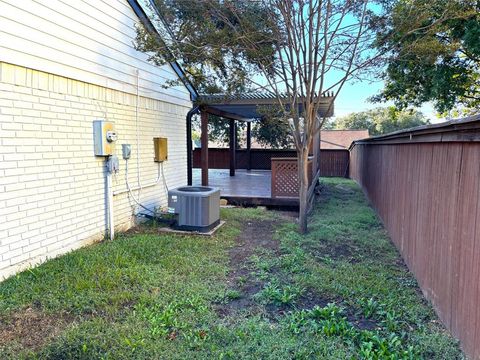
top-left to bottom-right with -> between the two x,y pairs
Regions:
126,0 -> 199,102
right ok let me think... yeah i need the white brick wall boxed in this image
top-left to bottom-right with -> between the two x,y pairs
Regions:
0,63 -> 190,279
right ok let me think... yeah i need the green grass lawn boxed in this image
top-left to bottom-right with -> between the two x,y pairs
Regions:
0,178 -> 463,359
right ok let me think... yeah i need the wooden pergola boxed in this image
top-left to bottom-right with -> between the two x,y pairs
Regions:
187,92 -> 335,188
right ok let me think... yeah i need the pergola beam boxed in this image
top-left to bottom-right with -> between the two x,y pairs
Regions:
203,105 -> 253,122
199,94 -> 335,118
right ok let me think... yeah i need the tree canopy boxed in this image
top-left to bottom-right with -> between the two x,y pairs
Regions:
375,0 -> 480,113
135,0 -> 388,232
135,0 -> 277,95
333,107 -> 430,135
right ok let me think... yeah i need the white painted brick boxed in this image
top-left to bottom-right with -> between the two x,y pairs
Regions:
6,211 -> 27,222
28,247 -> 47,259
5,197 -> 26,207
27,220 -> 47,231
5,246 -> 23,260
10,252 -> 33,265
0,161 -> 17,170
2,122 -> 22,130
26,207 -> 46,217
10,238 -> 30,250
0,260 -> 11,270
1,63 -> 190,279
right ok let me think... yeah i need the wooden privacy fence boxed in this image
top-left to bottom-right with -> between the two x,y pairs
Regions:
349,116 -> 480,359
193,148 -> 348,177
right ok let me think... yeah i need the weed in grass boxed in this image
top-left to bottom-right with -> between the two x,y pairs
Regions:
256,281 -> 303,306
123,335 -> 146,354
216,289 -> 243,304
136,302 -> 183,337
225,290 -> 242,301
284,303 -> 419,358
358,332 -> 417,359
279,248 -> 306,273
236,276 -> 247,287
250,254 -> 273,272
397,276 -> 418,288
381,311 -> 401,333
359,297 -> 382,319
318,255 -> 335,266
254,269 -> 271,281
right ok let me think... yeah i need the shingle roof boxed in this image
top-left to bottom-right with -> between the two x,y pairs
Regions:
320,130 -> 370,149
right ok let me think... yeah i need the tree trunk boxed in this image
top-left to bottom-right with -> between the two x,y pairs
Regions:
298,147 -> 310,234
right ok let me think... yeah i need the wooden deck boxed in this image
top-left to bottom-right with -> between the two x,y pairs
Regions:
192,169 -> 299,206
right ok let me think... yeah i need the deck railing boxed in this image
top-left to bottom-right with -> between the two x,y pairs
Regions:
271,157 -> 313,198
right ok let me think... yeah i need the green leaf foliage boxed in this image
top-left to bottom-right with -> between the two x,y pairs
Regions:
376,0 -> 480,112
135,0 -> 277,95
334,107 -> 430,136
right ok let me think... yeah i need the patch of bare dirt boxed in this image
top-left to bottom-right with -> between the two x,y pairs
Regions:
309,242 -> 361,264
350,316 -> 379,330
295,290 -> 334,311
215,218 -> 281,316
344,309 -> 380,331
0,307 -> 75,351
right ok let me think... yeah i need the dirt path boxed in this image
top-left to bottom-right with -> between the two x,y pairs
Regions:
216,218 -> 281,316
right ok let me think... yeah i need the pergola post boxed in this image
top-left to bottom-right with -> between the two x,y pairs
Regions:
229,118 -> 236,176
313,126 -> 320,178
246,121 -> 251,171
201,109 -> 209,186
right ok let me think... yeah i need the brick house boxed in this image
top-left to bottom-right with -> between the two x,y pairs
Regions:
0,0 -> 196,279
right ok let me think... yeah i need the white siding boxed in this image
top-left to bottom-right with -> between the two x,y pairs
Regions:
0,0 -> 191,106
0,63 -> 190,280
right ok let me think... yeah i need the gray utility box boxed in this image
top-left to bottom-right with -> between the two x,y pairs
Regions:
168,186 -> 220,232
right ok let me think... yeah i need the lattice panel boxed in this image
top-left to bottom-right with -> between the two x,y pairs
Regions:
271,158 -> 315,198
272,160 -> 300,198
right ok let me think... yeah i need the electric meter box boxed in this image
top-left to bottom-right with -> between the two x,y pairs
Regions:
93,120 -> 117,156
153,137 -> 168,162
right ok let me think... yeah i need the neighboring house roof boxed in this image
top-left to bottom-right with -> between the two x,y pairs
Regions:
320,130 -> 370,149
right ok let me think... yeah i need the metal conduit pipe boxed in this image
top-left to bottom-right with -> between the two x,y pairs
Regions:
106,168 -> 114,240
113,161 -> 161,196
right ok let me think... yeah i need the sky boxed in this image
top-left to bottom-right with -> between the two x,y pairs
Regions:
334,77 -> 443,123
